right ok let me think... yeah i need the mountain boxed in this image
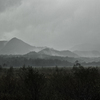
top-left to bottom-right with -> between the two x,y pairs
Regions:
0,41 -> 8,50
24,51 -> 81,63
60,50 -> 79,57
74,50 -> 100,57
0,38 -> 34,55
0,38 -> 45,55
71,43 -> 100,51
71,43 -> 100,57
24,51 -> 50,59
31,47 -> 46,52
38,48 -> 79,57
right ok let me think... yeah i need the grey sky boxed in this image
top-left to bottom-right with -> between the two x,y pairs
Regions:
0,0 -> 100,50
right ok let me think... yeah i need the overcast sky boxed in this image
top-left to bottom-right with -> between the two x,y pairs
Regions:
0,0 -> 100,50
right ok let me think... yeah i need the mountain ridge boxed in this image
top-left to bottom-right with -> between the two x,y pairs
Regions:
0,37 -> 45,55
0,38 -> 100,58
74,50 -> 100,57
0,38 -> 79,58
38,48 -> 79,58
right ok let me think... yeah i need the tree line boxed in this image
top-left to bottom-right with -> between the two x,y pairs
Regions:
0,64 -> 100,100
0,56 -> 72,67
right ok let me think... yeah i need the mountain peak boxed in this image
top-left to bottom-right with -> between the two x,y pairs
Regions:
12,37 -> 18,39
10,37 -> 21,42
0,38 -> 47,55
39,48 -> 79,57
0,37 -> 34,55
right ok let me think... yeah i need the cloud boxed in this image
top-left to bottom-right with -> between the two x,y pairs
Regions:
0,0 -> 22,12
0,0 -> 100,50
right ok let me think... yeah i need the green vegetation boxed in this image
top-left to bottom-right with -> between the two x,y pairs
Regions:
0,64 -> 100,100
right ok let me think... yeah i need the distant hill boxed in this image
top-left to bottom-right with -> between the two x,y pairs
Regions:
60,50 -> 79,57
24,51 -> 81,63
74,50 -> 100,57
71,43 -> 100,57
38,48 -> 79,58
71,43 -> 100,51
0,38 -> 45,55
24,51 -> 50,59
23,51 -> 100,63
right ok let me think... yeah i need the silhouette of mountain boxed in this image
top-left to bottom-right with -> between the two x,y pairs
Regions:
38,48 -> 79,57
0,37 -> 34,55
60,50 -> 79,57
0,37 -> 45,55
74,50 -> 100,57
24,51 -> 51,59
24,51 -> 81,63
71,43 -> 100,51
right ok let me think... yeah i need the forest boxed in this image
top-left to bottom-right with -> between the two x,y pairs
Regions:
0,62 -> 100,100
1,55 -> 100,67
0,56 -> 73,67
